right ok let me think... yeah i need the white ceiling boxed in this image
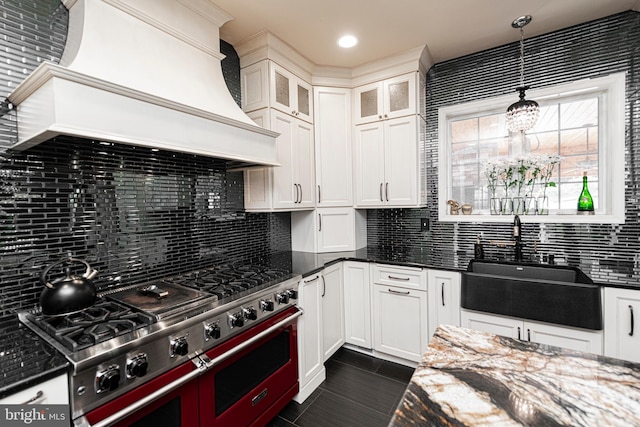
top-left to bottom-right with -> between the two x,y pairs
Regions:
212,0 -> 640,68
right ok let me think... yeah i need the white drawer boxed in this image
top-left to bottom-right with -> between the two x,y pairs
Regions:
0,374 -> 69,405
371,264 -> 427,291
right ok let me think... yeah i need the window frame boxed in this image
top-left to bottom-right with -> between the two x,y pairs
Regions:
437,73 -> 626,224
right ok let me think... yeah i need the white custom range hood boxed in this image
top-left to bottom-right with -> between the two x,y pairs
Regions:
7,0 -> 278,166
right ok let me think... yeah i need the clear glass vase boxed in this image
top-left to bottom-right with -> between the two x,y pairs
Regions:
536,195 -> 549,215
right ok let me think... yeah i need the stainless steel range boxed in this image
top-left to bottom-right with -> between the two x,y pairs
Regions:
19,264 -> 302,426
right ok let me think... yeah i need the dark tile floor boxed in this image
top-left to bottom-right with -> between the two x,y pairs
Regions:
268,348 -> 415,427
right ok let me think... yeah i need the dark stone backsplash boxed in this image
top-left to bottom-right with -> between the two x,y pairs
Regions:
0,1 -> 290,317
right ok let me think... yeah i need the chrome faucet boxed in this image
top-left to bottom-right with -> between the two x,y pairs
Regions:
513,215 -> 523,262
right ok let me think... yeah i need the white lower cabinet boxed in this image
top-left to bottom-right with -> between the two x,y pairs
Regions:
427,269 -> 461,341
371,264 -> 428,362
321,262 -> 345,361
343,261 -> 372,349
461,309 -> 603,355
294,272 -> 325,403
0,374 -> 69,404
604,287 -> 640,363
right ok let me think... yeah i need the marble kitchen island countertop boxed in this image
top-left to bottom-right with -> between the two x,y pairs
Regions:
390,324 -> 640,427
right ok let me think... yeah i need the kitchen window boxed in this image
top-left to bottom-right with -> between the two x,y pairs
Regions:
438,73 -> 625,223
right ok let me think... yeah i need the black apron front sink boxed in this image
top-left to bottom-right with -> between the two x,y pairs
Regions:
461,260 -> 602,330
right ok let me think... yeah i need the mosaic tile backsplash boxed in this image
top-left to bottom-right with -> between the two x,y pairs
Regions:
0,0 -> 290,317
367,11 -> 640,286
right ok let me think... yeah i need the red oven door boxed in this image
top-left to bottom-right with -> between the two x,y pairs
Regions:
199,306 -> 300,427
83,357 -> 200,427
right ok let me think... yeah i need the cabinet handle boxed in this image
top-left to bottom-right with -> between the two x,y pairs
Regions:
384,114 -> 388,119
22,390 -> 43,405
379,183 -> 384,202
385,183 -> 389,202
517,326 -> 521,340
527,329 -> 531,341
298,184 -> 303,203
294,184 -> 299,203
388,288 -> 410,295
318,213 -> 322,232
441,282 -> 445,306
318,185 -> 321,204
321,275 -> 326,298
388,275 -> 410,281
630,305 -> 635,336
304,275 -> 320,283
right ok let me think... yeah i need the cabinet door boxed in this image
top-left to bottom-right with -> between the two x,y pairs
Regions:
372,285 -> 428,362
383,73 -> 417,120
293,119 -> 315,208
314,87 -> 352,207
427,270 -> 461,341
270,63 -> 313,123
460,310 -> 521,339
317,208 -> 355,252
354,81 -> 383,125
241,60 -> 269,113
525,321 -> 603,355
296,274 -> 325,400
384,115 -> 418,207
343,261 -> 371,349
353,122 -> 385,207
604,287 -> 640,363
322,263 -> 345,361
271,110 -> 296,209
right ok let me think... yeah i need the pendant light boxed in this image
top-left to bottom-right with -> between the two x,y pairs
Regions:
506,15 -> 539,133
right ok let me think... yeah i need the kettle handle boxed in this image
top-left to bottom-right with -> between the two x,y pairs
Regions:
41,258 -> 96,288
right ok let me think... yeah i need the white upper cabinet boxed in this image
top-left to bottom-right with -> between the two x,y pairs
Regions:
354,115 -> 423,207
314,86 -> 353,207
243,109 -> 315,211
241,60 -> 313,124
353,73 -> 418,125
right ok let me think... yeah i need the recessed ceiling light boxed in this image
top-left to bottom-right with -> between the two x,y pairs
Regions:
338,35 -> 358,48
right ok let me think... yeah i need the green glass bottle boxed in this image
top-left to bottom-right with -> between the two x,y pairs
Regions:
577,171 -> 594,215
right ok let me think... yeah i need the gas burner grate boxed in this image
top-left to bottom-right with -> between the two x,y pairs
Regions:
172,264 -> 292,299
30,300 -> 155,352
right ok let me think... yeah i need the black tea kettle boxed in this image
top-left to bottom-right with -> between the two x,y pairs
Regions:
39,258 -> 98,316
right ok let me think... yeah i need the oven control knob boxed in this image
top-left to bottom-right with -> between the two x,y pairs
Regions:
205,323 -> 221,340
276,292 -> 289,305
126,354 -> 148,378
229,312 -> 244,328
170,336 -> 189,357
260,300 -> 274,312
244,307 -> 258,321
286,289 -> 298,300
96,365 -> 121,393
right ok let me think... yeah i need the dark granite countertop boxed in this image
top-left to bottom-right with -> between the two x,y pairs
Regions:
390,324 -> 640,426
0,316 -> 68,399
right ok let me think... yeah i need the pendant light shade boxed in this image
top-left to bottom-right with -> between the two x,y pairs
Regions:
506,16 -> 539,133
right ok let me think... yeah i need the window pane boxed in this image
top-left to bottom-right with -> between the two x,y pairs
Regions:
451,118 -> 478,143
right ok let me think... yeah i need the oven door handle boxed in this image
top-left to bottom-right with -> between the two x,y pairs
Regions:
203,308 -> 303,369
76,308 -> 303,427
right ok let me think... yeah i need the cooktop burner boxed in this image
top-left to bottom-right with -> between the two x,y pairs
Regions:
171,264 -> 292,300
27,300 -> 155,352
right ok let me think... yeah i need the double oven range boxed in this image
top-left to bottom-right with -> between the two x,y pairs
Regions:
19,264 -> 302,427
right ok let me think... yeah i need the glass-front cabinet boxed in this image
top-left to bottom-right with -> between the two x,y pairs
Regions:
353,72 -> 417,125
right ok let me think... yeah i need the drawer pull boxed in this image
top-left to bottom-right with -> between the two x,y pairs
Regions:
441,282 -> 445,306
388,275 -> 410,281
630,305 -> 635,337
517,326 -> 521,340
22,390 -> 43,405
388,289 -> 410,295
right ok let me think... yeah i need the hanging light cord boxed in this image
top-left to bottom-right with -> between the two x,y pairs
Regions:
518,26 -> 525,88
